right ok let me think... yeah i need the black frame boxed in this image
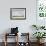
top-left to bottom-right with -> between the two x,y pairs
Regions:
10,8 -> 26,20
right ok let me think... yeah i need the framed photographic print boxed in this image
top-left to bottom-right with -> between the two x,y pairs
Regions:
10,8 -> 26,20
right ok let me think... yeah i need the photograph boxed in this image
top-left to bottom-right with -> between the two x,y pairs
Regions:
10,8 -> 26,20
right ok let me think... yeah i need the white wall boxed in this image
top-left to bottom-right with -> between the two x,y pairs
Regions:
0,0 -> 37,42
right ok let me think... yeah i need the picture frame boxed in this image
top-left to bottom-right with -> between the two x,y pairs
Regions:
10,8 -> 26,20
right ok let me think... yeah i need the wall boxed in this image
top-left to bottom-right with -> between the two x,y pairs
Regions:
0,0 -> 37,42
